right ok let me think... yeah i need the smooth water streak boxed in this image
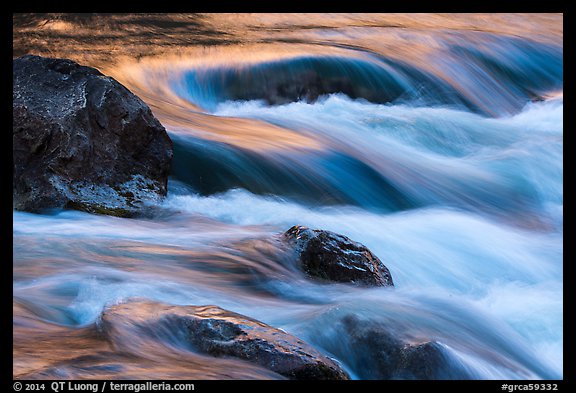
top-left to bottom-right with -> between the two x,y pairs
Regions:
13,13 -> 562,380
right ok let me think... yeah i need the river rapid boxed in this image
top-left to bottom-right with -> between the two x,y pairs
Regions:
13,13 -> 563,380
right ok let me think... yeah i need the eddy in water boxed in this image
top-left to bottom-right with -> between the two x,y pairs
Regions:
13,13 -> 562,380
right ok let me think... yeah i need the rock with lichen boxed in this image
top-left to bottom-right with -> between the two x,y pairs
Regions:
13,54 -> 173,216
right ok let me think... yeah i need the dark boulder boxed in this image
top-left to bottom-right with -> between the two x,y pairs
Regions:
13,55 -> 173,216
282,225 -> 394,287
100,300 -> 349,380
338,315 -> 473,379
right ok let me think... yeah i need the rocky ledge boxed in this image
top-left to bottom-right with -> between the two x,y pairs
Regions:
100,300 -> 350,380
283,225 -> 394,287
13,55 -> 173,217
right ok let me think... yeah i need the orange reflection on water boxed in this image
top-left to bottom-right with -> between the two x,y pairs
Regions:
14,300 -> 281,380
14,13 -> 562,153
106,46 -> 331,153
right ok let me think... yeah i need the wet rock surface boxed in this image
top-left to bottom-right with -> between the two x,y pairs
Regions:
100,300 -> 349,380
13,55 -> 173,216
338,315 -> 473,379
283,225 -> 394,287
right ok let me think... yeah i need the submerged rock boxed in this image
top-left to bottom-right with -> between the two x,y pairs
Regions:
13,55 -> 173,216
339,315 -> 473,379
100,300 -> 349,380
210,56 -> 409,107
283,225 -> 394,287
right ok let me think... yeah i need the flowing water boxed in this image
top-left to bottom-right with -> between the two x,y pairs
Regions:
13,13 -> 563,380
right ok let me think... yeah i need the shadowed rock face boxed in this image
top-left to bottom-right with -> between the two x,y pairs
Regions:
339,315 -> 473,380
283,225 -> 394,287
221,62 -> 404,107
100,300 -> 350,380
13,55 -> 173,216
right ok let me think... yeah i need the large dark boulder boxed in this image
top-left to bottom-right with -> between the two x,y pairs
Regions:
100,300 -> 349,380
283,225 -> 394,287
13,55 -> 173,216
337,315 -> 473,379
